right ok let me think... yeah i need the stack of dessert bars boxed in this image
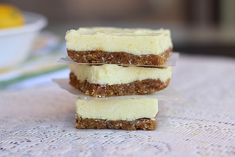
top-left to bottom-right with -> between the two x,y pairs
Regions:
65,27 -> 173,130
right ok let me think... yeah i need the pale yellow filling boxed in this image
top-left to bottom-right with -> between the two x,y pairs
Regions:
69,64 -> 172,85
76,97 -> 158,121
65,27 -> 173,55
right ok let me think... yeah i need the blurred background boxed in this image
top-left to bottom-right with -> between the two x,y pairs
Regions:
6,0 -> 235,55
0,0 -> 235,90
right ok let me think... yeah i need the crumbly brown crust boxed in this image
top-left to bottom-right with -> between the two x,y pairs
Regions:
67,48 -> 172,66
69,72 -> 170,97
76,116 -> 157,130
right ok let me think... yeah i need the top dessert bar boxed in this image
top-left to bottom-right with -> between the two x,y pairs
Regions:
66,27 -> 173,66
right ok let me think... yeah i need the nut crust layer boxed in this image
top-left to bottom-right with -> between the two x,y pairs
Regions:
76,116 -> 157,130
67,49 -> 172,66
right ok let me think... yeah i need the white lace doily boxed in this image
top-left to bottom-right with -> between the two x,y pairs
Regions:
0,55 -> 235,157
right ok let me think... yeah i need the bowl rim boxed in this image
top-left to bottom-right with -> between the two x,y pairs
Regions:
0,11 -> 47,36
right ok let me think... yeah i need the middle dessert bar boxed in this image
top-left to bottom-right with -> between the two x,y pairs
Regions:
69,64 -> 172,97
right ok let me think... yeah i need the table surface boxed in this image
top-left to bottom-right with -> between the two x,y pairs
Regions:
0,55 -> 235,157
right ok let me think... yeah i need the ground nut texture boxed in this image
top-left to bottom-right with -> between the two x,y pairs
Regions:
67,49 -> 172,66
76,116 -> 157,130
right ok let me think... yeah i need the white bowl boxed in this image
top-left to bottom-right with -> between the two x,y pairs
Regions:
0,12 -> 47,70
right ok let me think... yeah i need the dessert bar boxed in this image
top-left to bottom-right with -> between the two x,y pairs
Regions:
75,97 -> 158,130
66,27 -> 173,66
69,64 -> 172,97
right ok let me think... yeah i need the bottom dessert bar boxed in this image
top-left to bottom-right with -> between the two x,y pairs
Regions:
76,116 -> 157,130
75,97 -> 158,130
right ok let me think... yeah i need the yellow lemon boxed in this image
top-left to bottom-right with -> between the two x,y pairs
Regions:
0,4 -> 25,29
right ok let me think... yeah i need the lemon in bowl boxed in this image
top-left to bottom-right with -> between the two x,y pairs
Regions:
0,4 -> 25,29
0,4 -> 47,71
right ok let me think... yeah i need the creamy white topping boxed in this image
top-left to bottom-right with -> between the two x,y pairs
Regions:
76,97 -> 158,121
69,64 -> 172,85
66,27 -> 173,55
